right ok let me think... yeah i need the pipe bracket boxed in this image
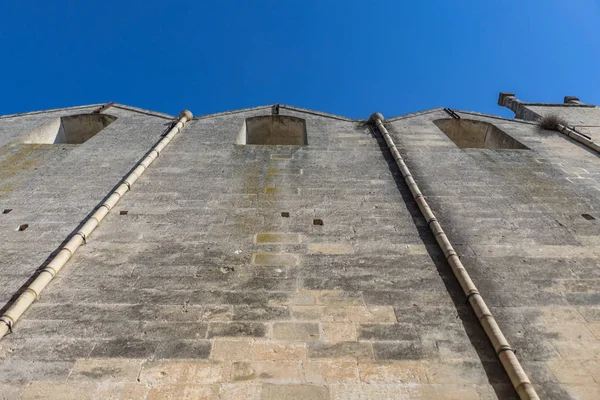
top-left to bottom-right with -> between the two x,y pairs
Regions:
0,317 -> 12,333
465,290 -> 480,303
497,345 -> 517,356
75,232 -> 87,245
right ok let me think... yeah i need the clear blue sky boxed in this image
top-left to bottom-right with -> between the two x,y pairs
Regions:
1,1 -> 599,119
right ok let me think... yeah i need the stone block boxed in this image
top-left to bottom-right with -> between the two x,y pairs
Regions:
69,358 -> 143,382
89,339 -> 158,358
139,361 -> 223,385
320,323 -> 357,343
146,384 -> 219,400
316,291 -> 364,306
359,361 -> 428,384
155,340 -> 212,359
308,243 -> 353,255
308,341 -> 373,361
303,361 -> 359,384
347,306 -> 397,323
272,322 -> 319,341
225,361 -> 302,383
260,384 -> 329,400
207,322 -> 266,338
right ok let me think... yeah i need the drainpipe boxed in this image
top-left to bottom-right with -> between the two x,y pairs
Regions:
499,92 -> 600,155
0,110 -> 193,339
368,113 -> 539,400
555,123 -> 600,153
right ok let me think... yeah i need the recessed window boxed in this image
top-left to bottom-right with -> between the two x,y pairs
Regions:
237,115 -> 307,145
434,119 -> 528,150
21,114 -> 116,144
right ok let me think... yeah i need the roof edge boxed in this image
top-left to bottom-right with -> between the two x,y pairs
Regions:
385,107 -> 539,126
194,104 -> 354,121
0,104 -> 103,120
0,103 -> 176,120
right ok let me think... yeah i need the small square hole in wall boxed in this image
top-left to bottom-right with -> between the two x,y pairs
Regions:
119,210 -> 129,215
281,212 -> 290,218
2,209 -> 12,214
582,214 -> 596,221
17,224 -> 28,231
313,219 -> 324,226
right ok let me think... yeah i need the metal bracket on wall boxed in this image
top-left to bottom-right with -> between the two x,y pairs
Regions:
443,108 -> 461,119
92,102 -> 115,114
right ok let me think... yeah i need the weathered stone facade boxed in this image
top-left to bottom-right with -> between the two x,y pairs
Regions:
0,96 -> 599,399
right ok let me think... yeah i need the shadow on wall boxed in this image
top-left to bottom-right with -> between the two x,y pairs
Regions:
434,119 -> 528,150
369,122 -> 518,399
21,114 -> 116,145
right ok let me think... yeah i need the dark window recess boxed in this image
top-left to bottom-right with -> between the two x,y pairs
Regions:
281,212 -> 290,218
313,219 -> 324,226
434,119 -> 528,150
120,210 -> 129,215
239,115 -> 307,145
22,114 -> 117,145
582,214 -> 596,221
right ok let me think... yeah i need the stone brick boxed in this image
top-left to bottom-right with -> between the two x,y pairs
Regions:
69,358 -> 142,382
347,306 -> 397,323
552,341 -> 600,360
303,361 -> 359,384
89,339 -> 158,358
359,323 -> 419,341
373,341 -> 437,361
219,383 -> 262,400
207,322 -> 267,338
225,361 -> 302,383
209,340 -> 308,361
146,384 -> 219,400
358,361 -> 428,383
547,359 -> 600,383
272,322 -> 319,341
251,253 -> 297,266
308,341 -> 373,361
316,291 -> 364,306
291,306 -> 349,322
155,340 -> 212,359
139,361 -> 223,385
425,361 -> 489,385
320,323 -> 357,343
308,243 -> 353,255
22,382 -> 98,400
251,342 -> 307,361
260,384 -> 329,400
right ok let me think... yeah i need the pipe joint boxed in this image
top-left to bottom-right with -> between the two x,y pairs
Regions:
0,317 -> 13,332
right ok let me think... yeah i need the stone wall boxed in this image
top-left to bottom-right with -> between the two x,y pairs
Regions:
0,103 -> 599,399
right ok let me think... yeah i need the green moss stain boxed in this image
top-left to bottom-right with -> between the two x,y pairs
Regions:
0,143 -> 49,197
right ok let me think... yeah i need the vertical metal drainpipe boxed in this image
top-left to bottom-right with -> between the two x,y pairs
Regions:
369,113 -> 540,400
0,110 -> 193,339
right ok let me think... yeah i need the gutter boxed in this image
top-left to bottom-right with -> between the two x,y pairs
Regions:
0,110 -> 193,339
369,112 -> 540,400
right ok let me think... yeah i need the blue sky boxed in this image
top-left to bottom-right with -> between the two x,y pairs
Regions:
1,1 -> 599,119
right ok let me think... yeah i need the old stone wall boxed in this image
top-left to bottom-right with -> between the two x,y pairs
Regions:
0,102 -> 599,399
